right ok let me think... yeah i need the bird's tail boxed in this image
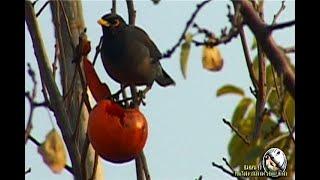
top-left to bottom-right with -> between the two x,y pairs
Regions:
155,68 -> 175,87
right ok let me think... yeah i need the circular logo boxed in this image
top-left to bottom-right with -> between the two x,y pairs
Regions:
262,148 -> 287,177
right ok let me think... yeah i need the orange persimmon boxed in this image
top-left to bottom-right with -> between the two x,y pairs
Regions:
88,100 -> 148,163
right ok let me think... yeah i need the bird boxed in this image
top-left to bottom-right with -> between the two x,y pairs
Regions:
97,13 -> 175,97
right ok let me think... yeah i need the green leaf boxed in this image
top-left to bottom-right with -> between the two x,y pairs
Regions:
284,93 -> 295,127
216,84 -> 245,97
231,98 -> 253,127
180,41 -> 191,79
251,38 -> 257,50
228,135 -> 250,168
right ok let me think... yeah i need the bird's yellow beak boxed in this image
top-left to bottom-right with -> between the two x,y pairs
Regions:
98,19 -> 110,27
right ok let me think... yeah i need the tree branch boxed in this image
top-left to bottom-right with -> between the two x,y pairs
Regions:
25,2 -> 82,179
28,135 -> 74,175
161,0 -> 212,59
222,118 -> 250,145
267,20 -> 295,32
233,0 -> 295,99
239,27 -> 258,90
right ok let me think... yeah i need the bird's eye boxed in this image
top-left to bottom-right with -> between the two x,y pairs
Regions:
113,19 -> 120,27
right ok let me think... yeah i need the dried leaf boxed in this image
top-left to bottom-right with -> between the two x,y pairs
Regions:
83,58 -> 111,102
202,45 -> 223,71
180,33 -> 193,79
38,129 -> 67,174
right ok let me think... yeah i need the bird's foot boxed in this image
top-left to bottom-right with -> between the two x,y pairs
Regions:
136,87 -> 151,106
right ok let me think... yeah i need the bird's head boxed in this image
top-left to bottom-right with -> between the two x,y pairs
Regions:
98,14 -> 127,36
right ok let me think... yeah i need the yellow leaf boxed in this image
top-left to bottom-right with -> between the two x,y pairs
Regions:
202,45 -> 223,71
180,34 -> 192,79
38,129 -> 67,174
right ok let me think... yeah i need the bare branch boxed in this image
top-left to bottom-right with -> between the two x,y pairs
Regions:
272,1 -> 286,25
212,161 -> 236,178
111,0 -> 116,15
252,44 -> 267,141
222,118 -> 250,145
89,152 -> 99,180
267,20 -> 295,32
25,2 -> 82,178
28,135 -> 74,175
233,0 -> 295,98
239,27 -> 258,89
36,1 -> 49,17
92,36 -> 103,66
161,0 -> 212,59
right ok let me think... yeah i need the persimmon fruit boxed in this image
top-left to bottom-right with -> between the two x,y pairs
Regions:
88,100 -> 148,163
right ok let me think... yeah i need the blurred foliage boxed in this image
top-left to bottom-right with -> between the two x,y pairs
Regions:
217,46 -> 295,179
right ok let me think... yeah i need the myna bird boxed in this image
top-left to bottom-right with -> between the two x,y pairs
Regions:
97,14 -> 175,96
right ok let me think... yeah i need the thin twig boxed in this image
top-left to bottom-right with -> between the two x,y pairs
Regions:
264,133 -> 290,149
272,1 -> 286,25
222,158 -> 234,173
92,36 -> 103,66
282,112 -> 295,144
239,27 -> 258,90
267,20 -> 295,32
111,0 -> 116,14
36,1 -> 49,17
28,135 -> 74,175
140,151 -> 151,180
25,64 -> 37,145
89,152 -> 99,180
212,161 -> 236,178
52,44 -> 59,79
222,118 -> 250,145
281,46 -> 295,54
161,0 -> 212,59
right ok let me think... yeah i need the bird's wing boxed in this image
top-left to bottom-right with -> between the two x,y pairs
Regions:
129,26 -> 162,60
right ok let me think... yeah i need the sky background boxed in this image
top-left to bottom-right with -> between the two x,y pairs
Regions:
25,0 -> 295,180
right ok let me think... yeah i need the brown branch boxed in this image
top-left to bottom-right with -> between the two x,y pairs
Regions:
252,44 -> 267,141
140,152 -> 151,180
81,135 -> 90,180
192,26 -> 239,47
239,27 -> 258,90
89,152 -> 99,180
233,0 -> 295,99
25,2 -> 82,179
57,0 -> 76,50
222,118 -> 250,145
282,111 -> 295,144
92,36 -> 103,66
272,1 -> 286,25
126,0 -> 136,25
36,1 -> 49,17
267,20 -> 295,32
52,44 -> 59,79
28,135 -> 74,175
111,0 -> 116,15
281,46 -> 295,54
25,63 -> 37,145
161,0 -> 212,59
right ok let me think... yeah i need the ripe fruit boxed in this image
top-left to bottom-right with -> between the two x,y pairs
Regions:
88,100 -> 148,163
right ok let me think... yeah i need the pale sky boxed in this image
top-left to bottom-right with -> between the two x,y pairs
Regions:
25,1 -> 295,180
